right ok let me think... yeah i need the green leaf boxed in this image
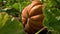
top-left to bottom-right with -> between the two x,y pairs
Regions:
0,12 -> 8,29
43,0 -> 60,34
12,3 -> 20,10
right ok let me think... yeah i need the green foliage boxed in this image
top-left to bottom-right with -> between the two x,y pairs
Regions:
0,12 -> 25,34
0,0 -> 31,34
0,0 -> 60,34
12,3 -> 20,10
0,12 -> 8,29
42,0 -> 60,34
0,0 -> 31,17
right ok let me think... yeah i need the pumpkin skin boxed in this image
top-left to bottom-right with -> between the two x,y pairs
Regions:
22,1 -> 44,34
29,5 -> 43,17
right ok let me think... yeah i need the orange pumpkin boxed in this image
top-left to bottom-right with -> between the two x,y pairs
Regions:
22,1 -> 44,34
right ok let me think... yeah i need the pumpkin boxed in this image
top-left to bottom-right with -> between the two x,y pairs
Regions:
22,1 -> 44,34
